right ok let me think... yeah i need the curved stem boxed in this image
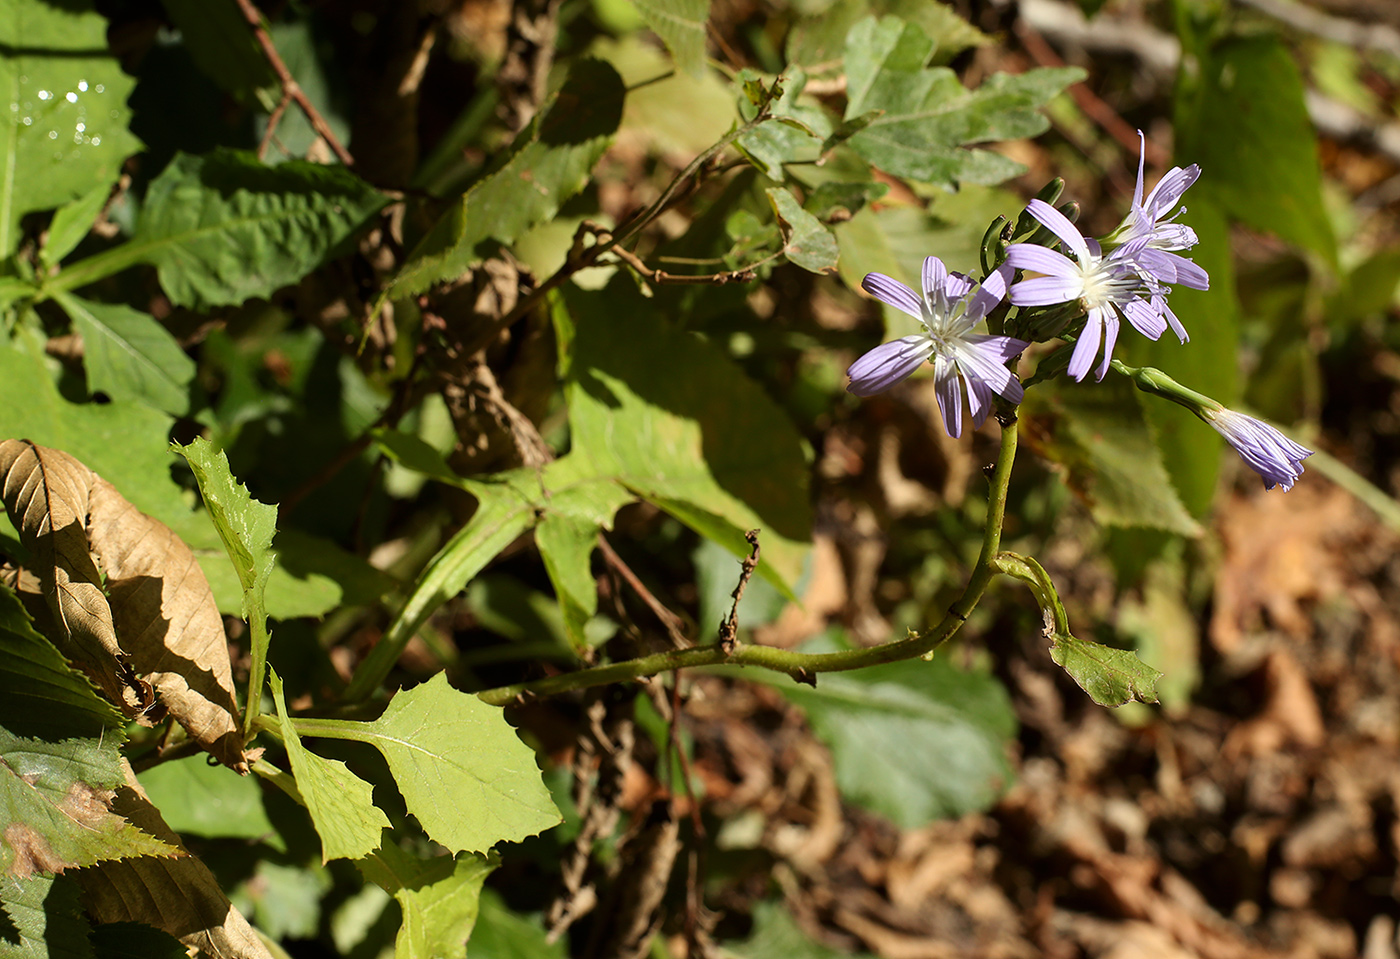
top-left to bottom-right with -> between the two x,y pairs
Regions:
990,550 -> 1069,637
473,416 -> 1021,706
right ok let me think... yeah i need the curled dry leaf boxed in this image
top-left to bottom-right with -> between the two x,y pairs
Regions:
74,759 -> 274,959
0,439 -> 148,714
0,439 -> 246,771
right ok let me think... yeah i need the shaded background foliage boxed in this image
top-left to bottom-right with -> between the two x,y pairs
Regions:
4,0 -> 1400,956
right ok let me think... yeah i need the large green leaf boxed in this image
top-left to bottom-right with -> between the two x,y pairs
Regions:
388,58 -> 624,298
560,282 -> 812,592
358,844 -> 495,959
269,669 -> 388,863
0,0 -> 141,257
762,641 -> 1017,826
1175,32 -> 1335,268
0,585 -> 178,877
1025,375 -> 1202,537
49,150 -> 387,309
842,16 -> 1081,190
53,292 -> 194,416
174,438 -> 276,736
341,673 -> 560,854
632,0 -> 710,77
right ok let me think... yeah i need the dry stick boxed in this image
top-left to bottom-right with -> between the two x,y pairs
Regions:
234,0 -> 355,167
258,90 -> 293,162
664,674 -> 706,953
608,244 -> 757,286
598,534 -> 689,648
717,530 -> 760,655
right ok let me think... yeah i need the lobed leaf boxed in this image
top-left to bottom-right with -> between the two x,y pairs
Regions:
350,673 -> 561,854
766,187 -> 839,274
842,16 -> 1081,190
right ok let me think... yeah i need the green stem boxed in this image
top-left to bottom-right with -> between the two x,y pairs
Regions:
991,550 -> 1069,637
471,416 -> 1021,707
1110,359 -> 1220,416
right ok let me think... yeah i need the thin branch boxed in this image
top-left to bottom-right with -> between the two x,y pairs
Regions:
233,0 -> 355,167
258,90 -> 293,162
608,243 -> 758,286
717,530 -> 760,655
598,534 -> 689,648
470,417 -> 1022,706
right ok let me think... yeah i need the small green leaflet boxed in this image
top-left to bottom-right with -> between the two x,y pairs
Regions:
1049,634 -> 1161,708
766,188 -> 839,274
269,669 -> 389,863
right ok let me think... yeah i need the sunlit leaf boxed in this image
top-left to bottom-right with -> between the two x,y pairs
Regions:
766,187 -> 839,274
136,756 -> 275,842
54,293 -> 194,416
358,844 -> 495,959
0,0 -> 141,257
1049,634 -> 1162,708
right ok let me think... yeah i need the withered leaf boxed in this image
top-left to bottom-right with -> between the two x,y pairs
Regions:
74,760 -> 273,959
0,439 -> 246,771
0,439 -> 147,714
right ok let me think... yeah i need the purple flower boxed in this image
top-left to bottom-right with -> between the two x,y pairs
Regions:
848,257 -> 1028,438
1201,407 -> 1312,491
1004,200 -> 1167,382
1105,132 -> 1209,297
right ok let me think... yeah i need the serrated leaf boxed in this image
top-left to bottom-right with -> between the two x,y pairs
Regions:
174,437 -> 276,738
270,669 -> 388,863
73,760 -> 274,959
762,644 -> 1017,826
632,0 -> 710,77
842,16 -> 1081,189
388,59 -> 623,298
1175,33 -> 1335,267
1049,634 -> 1161,707
51,150 -> 387,310
560,282 -> 812,594
54,292 -> 194,416
0,0 -> 142,257
1026,376 -> 1202,537
347,673 -> 560,854
358,844 -> 495,959
135,756 -> 275,842
766,187 -> 839,274
0,874 -> 94,959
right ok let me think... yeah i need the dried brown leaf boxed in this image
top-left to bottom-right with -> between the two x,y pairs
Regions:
0,439 -> 147,713
87,477 -> 245,771
0,438 -> 245,771
74,760 -> 273,959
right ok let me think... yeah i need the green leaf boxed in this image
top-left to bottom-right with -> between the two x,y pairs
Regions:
561,282 -> 812,593
0,584 -> 179,877
631,0 -> 710,77
734,71 -> 830,179
269,668 -> 388,863
358,844 -> 495,959
468,888 -> 566,959
0,0 -> 142,257
788,0 -> 988,69
135,756 -> 275,842
0,874 -> 94,959
54,292 -> 194,416
230,860 -> 330,940
158,0 -> 277,106
535,513 -> 601,653
51,150 -> 387,310
174,437 -> 276,735
1175,32 -> 1336,268
842,16 -> 1081,189
346,673 -> 560,854
1026,375 -> 1202,537
765,188 -> 839,274
41,180 -> 114,269
762,643 -> 1017,826
388,59 -> 624,298
729,900 -> 877,959
1049,634 -> 1161,708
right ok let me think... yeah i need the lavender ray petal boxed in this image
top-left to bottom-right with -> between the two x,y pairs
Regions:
1122,296 -> 1166,341
1009,275 -> 1083,307
846,335 -> 932,396
1067,311 -> 1102,381
934,360 -> 964,439
1026,199 -> 1091,259
861,273 -> 924,319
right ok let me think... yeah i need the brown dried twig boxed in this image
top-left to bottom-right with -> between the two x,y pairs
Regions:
234,0 -> 355,166
718,530 -> 761,655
